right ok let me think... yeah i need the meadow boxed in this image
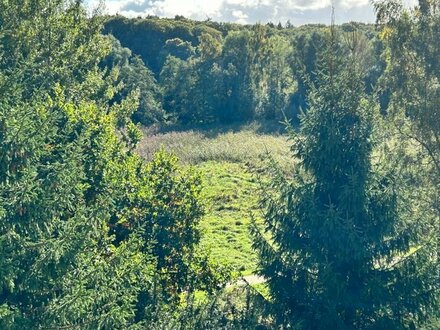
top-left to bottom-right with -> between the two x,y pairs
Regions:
137,123 -> 292,275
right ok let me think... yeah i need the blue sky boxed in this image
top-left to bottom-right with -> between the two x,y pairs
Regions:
86,0 -> 418,25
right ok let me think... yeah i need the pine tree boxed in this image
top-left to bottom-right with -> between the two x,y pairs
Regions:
0,2 -> 152,326
252,25 -> 438,329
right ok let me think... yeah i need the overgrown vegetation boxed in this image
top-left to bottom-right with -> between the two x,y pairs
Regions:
137,123 -> 292,168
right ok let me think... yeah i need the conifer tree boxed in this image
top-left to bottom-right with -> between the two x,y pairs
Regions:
252,24 -> 438,329
0,1 -> 208,327
0,2 -> 153,327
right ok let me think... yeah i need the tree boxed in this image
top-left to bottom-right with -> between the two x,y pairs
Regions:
376,0 -> 440,214
159,38 -> 195,63
289,29 -> 327,118
103,36 -> 165,125
109,150 -> 208,301
0,1 -> 154,327
252,25 -> 438,328
103,15 -> 224,76
375,1 -> 440,325
255,34 -> 296,120
160,55 -> 198,123
190,33 -> 224,124
219,30 -> 256,123
0,1 -> 208,327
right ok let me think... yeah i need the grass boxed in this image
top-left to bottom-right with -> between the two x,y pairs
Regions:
198,161 -> 262,275
137,123 -> 292,275
137,122 -> 294,171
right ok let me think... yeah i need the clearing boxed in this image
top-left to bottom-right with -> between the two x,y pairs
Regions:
137,123 -> 292,275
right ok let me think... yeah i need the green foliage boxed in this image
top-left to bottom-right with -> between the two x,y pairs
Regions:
139,150 -> 205,298
104,15 -> 223,75
157,26 -> 297,124
375,1 -> 440,323
256,34 -> 296,120
377,0 -> 440,199
289,24 -> 383,119
0,75 -> 149,329
1,1 -> 438,328
0,2 -> 144,326
252,26 -> 438,328
0,1 -> 211,328
218,30 -> 256,122
136,125 -> 292,275
177,285 -> 270,329
160,55 -> 199,123
160,37 -> 195,63
102,36 -> 165,125
103,16 -> 383,126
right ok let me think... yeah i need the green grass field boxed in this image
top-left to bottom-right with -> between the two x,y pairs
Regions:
198,161 -> 261,274
138,123 -> 291,275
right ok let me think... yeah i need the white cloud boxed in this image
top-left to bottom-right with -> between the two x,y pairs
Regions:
147,0 -> 223,18
87,0 -> 381,24
339,0 -> 370,9
231,9 -> 249,23
223,0 -> 329,11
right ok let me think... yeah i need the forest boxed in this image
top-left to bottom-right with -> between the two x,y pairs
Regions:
0,0 -> 438,329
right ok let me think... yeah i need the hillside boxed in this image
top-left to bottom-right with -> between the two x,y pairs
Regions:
102,15 -> 383,126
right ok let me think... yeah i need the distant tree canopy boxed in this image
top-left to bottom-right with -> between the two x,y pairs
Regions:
103,15 -> 228,75
103,16 -> 381,126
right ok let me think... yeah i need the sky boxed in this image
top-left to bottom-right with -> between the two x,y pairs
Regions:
87,0 -> 418,26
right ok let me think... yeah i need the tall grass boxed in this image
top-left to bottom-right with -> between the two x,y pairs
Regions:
137,123 -> 294,171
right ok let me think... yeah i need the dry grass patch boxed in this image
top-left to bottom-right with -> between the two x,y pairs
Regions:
137,125 -> 293,172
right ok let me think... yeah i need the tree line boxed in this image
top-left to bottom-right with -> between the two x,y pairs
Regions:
103,16 -> 383,126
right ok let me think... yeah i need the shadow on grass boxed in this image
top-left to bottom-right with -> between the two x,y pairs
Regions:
143,119 -> 292,139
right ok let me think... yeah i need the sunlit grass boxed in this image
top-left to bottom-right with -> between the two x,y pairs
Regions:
137,124 -> 293,172
197,161 -> 262,275
136,124 -> 292,274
